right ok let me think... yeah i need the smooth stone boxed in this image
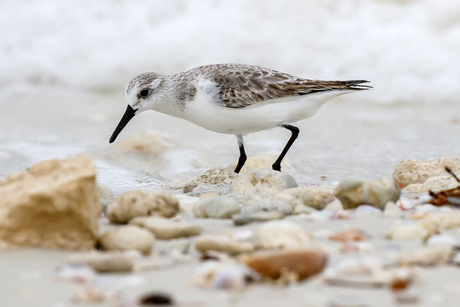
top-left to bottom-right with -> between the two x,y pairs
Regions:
98,225 -> 155,255
231,168 -> 298,197
192,196 -> 240,219
194,235 -> 255,255
385,220 -> 437,241
335,176 -> 401,210
232,211 -> 285,226
0,155 -> 100,251
107,190 -> 179,223
393,159 -> 445,186
242,248 -> 328,280
274,186 -> 336,210
67,251 -> 138,273
324,198 -> 344,212
399,245 -> 454,266
430,212 -> 460,229
240,198 -> 293,215
426,234 -> 458,246
258,220 -> 311,249
129,216 -> 200,239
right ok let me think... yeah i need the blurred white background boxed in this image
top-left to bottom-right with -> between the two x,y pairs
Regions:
1,0 -> 460,104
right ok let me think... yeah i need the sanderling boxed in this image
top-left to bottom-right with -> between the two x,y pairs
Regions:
109,64 -> 371,173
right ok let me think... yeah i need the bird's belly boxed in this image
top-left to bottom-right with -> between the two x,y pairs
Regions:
179,91 -> 347,135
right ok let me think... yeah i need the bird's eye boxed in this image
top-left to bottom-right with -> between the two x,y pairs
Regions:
139,89 -> 150,97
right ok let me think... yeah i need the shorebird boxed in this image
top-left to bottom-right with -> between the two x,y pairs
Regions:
109,64 -> 370,173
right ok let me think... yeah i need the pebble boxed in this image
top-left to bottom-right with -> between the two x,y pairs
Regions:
335,176 -> 401,210
304,210 -> 336,221
106,190 -> 180,223
274,186 -> 336,210
67,251 -> 139,273
385,221 -> 436,241
232,211 -> 285,226
192,196 -> 240,218
98,225 -> 155,255
324,198 -> 344,212
399,245 -> 454,266
240,198 -> 293,215
403,184 -> 423,194
231,168 -> 298,197
393,159 -> 445,186
430,212 -> 460,229
242,248 -> 328,280
421,176 -> 459,193
194,235 -> 255,255
383,201 -> 404,218
354,205 -> 383,215
257,221 -> 311,249
426,234 -> 458,246
183,168 -> 237,196
129,216 -> 200,240
293,204 -> 318,215
329,229 -> 371,242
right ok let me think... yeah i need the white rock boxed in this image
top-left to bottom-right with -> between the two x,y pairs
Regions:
194,235 -> 255,255
324,198 -> 344,212
67,251 -> 139,273
240,198 -> 293,215
193,196 -> 240,219
231,168 -> 298,197
421,176 -> 459,193
383,201 -> 404,218
399,245 -> 454,266
414,204 -> 439,215
107,190 -> 179,223
426,234 -> 458,246
429,212 -> 460,229
98,225 -> 155,255
258,221 -> 311,249
354,205 -> 382,215
393,159 -> 445,186
183,168 -> 237,195
129,216 -> 200,239
403,184 -> 423,194
274,186 -> 335,210
335,176 -> 401,210
386,219 -> 437,241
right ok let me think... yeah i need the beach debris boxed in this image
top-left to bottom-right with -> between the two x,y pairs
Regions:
386,219 -> 438,241
242,248 -> 328,281
329,229 -> 371,242
98,225 -> 155,255
192,196 -> 240,219
183,167 -> 237,195
193,261 -> 260,290
231,168 -> 298,197
257,221 -> 311,250
399,245 -> 454,266
194,235 -> 255,256
139,292 -> 174,305
428,167 -> 460,206
274,186 -> 336,210
0,155 -> 100,250
107,190 -> 179,223
129,216 -> 200,239
67,251 -> 141,273
335,176 -> 401,210
233,211 -> 285,226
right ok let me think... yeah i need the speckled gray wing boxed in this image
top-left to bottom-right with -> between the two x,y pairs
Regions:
198,64 -> 371,109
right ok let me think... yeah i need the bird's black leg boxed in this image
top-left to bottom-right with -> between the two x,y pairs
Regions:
272,124 -> 300,171
234,135 -> 247,174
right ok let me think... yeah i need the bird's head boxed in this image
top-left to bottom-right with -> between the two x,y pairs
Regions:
109,72 -> 163,143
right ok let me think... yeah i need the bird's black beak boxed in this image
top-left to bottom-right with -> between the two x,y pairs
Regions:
109,105 -> 136,143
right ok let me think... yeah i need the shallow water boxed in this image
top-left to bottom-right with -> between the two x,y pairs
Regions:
1,86 -> 459,195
